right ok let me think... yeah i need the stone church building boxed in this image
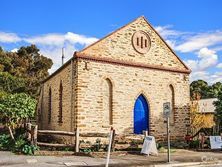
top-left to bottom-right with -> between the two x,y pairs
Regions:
37,16 -> 191,141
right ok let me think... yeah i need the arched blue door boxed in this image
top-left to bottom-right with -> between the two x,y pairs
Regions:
134,95 -> 149,134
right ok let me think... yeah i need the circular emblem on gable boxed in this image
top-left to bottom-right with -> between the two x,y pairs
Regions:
132,31 -> 151,54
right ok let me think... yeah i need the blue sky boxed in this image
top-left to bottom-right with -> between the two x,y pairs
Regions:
1,0 -> 222,84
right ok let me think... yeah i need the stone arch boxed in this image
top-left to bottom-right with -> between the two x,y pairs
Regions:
131,91 -> 151,133
102,78 -> 113,125
169,84 -> 175,123
132,91 -> 151,119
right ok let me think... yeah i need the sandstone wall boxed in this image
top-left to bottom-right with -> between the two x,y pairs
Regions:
76,59 -> 190,141
37,60 -> 77,134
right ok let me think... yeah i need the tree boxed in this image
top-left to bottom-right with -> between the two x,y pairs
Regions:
209,82 -> 222,98
190,80 -> 222,99
190,80 -> 210,99
213,92 -> 222,133
0,45 -> 53,98
0,93 -> 36,140
0,72 -> 26,94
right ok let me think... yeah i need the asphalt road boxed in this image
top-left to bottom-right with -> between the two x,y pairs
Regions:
1,150 -> 222,167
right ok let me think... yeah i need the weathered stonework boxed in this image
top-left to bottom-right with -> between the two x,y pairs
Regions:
37,16 -> 191,143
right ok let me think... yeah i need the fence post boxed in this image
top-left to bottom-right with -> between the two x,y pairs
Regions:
27,123 -> 32,142
75,128 -> 79,152
33,125 -> 38,146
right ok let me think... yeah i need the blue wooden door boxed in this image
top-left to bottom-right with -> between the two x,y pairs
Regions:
134,95 -> 149,134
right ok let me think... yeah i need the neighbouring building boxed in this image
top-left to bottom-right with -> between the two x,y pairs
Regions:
37,16 -> 191,142
192,98 -> 217,130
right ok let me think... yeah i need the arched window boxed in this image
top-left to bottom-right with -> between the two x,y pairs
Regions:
103,78 -> 113,125
48,87 -> 52,124
169,85 -> 175,123
58,80 -> 63,123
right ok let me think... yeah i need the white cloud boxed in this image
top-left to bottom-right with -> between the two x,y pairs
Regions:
190,71 -> 210,81
175,31 -> 222,53
165,39 -> 176,48
28,33 -> 98,73
24,32 -> 98,46
185,48 -> 221,84
24,34 -> 65,46
189,71 -> 222,84
197,48 -> 218,70
155,25 -> 184,38
0,31 -> 98,73
155,25 -> 222,54
26,32 -> 98,73
216,63 -> 222,68
0,32 -> 21,43
156,24 -> 222,84
40,43 -> 76,74
184,48 -> 218,71
185,59 -> 198,71
64,32 -> 98,46
11,48 -> 18,52
213,45 -> 222,52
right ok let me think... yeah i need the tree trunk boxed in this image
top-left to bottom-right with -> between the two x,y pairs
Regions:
8,126 -> 15,141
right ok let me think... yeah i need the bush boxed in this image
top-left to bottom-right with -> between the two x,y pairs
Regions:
189,139 -> 200,149
91,138 -> 102,152
13,137 -> 26,152
0,132 -> 39,155
22,144 -> 39,155
0,134 -> 11,150
0,93 -> 36,140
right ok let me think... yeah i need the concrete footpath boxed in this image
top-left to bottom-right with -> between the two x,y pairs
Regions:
0,149 -> 222,167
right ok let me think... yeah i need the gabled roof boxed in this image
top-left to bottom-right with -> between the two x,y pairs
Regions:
80,16 -> 191,72
43,16 -> 191,83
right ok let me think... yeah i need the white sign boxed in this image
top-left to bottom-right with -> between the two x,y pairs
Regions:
210,136 -> 222,149
141,136 -> 158,156
163,102 -> 171,118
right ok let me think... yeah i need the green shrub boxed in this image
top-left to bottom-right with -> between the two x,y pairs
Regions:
91,138 -> 102,152
0,134 -> 11,150
189,140 -> 200,149
13,138 -> 26,152
82,148 -> 92,153
22,144 -> 39,155
0,132 -> 38,155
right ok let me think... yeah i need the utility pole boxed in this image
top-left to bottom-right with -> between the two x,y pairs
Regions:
62,47 -> 65,65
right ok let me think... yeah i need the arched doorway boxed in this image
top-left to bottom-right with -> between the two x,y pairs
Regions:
133,94 -> 149,134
